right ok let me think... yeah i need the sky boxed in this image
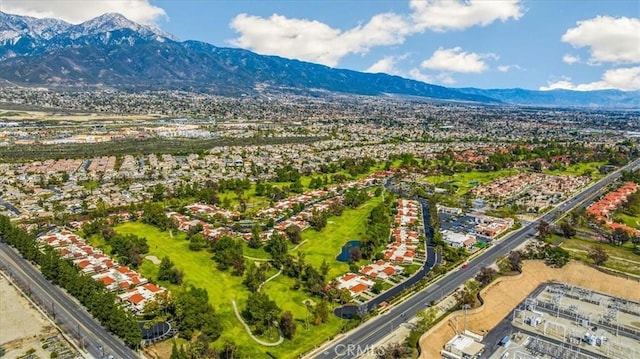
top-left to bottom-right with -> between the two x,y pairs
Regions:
2,0 -> 639,91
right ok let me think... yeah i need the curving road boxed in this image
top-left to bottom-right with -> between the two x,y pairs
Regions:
0,242 -> 138,359
312,158 -> 640,359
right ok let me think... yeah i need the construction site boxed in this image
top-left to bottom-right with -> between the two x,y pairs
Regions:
483,283 -> 640,359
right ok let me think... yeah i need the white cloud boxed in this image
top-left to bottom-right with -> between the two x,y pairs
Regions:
497,64 -> 522,72
408,69 -> 457,85
1,0 -> 166,25
562,54 -> 581,65
365,54 -> 410,74
421,47 -> 496,73
229,1 -> 523,67
437,73 -> 456,85
540,66 -> 640,91
561,16 -> 640,64
408,68 -> 435,83
366,56 -> 397,74
229,12 -> 411,67
409,0 -> 523,32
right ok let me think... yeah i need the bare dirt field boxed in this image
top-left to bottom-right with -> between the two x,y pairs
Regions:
419,260 -> 640,359
0,275 -> 57,358
0,108 -> 164,122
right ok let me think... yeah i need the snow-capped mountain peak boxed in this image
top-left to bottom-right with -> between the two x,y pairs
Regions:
66,12 -> 176,41
0,11 -> 176,46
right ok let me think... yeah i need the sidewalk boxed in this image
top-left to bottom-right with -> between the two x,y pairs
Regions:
358,294 -> 459,358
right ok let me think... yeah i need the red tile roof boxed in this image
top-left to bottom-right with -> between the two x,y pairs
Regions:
350,283 -> 368,293
100,277 -> 115,286
128,293 -> 145,305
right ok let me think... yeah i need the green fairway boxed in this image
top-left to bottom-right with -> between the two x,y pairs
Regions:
615,213 -> 640,229
115,221 -> 356,357
543,161 -> 606,177
115,222 -> 266,356
260,274 -> 351,357
291,195 -> 383,279
423,169 -> 519,195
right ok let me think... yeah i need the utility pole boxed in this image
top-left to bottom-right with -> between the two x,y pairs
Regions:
463,304 -> 470,332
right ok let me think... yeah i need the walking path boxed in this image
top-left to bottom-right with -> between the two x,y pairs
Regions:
289,239 -> 308,252
231,300 -> 284,346
258,267 -> 283,292
243,255 -> 272,262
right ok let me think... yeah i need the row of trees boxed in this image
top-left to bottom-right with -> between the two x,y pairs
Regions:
360,196 -> 394,259
0,215 -> 142,346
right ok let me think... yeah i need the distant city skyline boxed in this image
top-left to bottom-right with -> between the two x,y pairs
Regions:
2,0 -> 639,91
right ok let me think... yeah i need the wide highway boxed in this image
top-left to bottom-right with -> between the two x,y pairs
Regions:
314,157 -> 640,359
0,241 -> 139,359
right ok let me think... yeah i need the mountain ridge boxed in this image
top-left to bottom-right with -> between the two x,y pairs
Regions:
0,11 -> 637,108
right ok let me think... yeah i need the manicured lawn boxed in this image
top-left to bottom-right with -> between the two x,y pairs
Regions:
423,169 -> 519,195
260,274 -> 351,358
115,221 -> 356,357
291,195 -> 383,279
543,161 -> 607,177
615,213 -> 640,229
241,241 -> 272,260
114,222 -> 264,356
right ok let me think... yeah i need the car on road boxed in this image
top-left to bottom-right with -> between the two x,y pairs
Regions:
461,263 -> 469,269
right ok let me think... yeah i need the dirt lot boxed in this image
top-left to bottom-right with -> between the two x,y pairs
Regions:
419,260 -> 640,359
0,275 -> 57,358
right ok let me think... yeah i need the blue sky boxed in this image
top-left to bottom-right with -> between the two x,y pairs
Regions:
3,0 -> 639,91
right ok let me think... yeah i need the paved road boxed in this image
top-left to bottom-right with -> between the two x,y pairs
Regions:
0,242 -> 138,359
0,200 -> 21,215
313,158 -> 640,359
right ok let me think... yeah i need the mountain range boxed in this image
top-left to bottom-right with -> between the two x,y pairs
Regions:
0,11 -> 638,108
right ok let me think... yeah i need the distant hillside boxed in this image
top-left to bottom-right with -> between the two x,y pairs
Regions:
457,88 -> 640,109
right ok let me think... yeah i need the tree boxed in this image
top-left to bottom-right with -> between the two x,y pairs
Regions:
242,292 -> 282,334
158,256 -> 175,281
609,228 -> 631,246
507,250 -> 523,272
560,222 -> 577,238
371,281 -> 384,294
170,343 -> 188,359
109,233 -> 149,269
174,285 -> 222,340
243,262 -> 266,292
537,220 -> 553,239
213,236 -> 244,275
313,299 -> 330,325
188,233 -> 206,251
349,246 -> 362,262
279,311 -> 297,340
454,280 -> 480,308
265,233 -> 289,266
544,246 -> 570,267
588,245 -> 609,266
219,341 -> 241,359
376,343 -> 410,359
406,307 -> 438,349
158,256 -> 183,284
309,209 -> 327,231
248,225 -> 263,249
319,259 -> 330,277
285,225 -> 302,244
475,266 -> 497,286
